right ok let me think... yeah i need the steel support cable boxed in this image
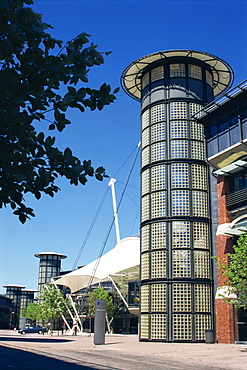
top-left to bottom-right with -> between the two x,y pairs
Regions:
72,145 -> 139,270
86,144 -> 140,289
72,185 -> 110,270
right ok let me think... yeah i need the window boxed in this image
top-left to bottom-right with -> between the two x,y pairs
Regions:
151,250 -> 166,278
171,140 -> 188,158
141,253 -> 150,280
170,64 -> 186,77
188,65 -> 202,80
191,164 -> 207,190
172,221 -> 190,248
151,165 -> 166,191
141,225 -> 150,252
192,191 -> 208,217
142,127 -> 150,148
141,169 -> 150,196
170,121 -> 188,139
142,72 -> 149,89
171,163 -> 189,188
151,222 -> 166,249
170,102 -> 187,119
172,250 -> 191,277
151,191 -> 166,218
173,284 -> 192,311
142,109 -> 150,130
151,122 -> 165,143
172,190 -> 190,215
141,194 -> 150,222
206,70 -> 213,87
151,104 -> 165,123
151,142 -> 166,162
151,66 -> 164,82
141,146 -> 149,167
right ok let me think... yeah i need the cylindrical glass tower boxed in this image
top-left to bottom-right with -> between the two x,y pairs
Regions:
121,50 -> 233,342
35,252 -> 67,294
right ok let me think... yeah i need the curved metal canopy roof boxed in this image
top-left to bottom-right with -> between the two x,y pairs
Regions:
121,49 -> 234,101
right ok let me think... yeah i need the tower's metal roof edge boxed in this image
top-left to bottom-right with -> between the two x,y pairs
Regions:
121,49 -> 234,101
35,252 -> 67,258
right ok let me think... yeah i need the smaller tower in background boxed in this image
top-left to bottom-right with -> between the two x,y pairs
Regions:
3,284 -> 25,328
35,252 -> 67,294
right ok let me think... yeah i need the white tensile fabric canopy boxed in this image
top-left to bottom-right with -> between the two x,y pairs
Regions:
55,236 -> 140,293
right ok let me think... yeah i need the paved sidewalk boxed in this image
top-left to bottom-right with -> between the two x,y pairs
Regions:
0,330 -> 246,369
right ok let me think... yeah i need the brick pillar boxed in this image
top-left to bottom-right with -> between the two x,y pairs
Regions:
215,175 -> 235,343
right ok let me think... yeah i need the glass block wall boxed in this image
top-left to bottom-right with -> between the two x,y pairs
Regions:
140,59 -> 213,342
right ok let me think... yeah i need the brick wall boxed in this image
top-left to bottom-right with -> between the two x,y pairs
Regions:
215,175 -> 235,343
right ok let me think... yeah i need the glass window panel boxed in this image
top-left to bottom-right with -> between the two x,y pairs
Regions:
206,70 -> 213,87
140,314 -> 149,339
151,66 -> 164,82
192,191 -> 208,217
141,146 -> 150,167
151,314 -> 167,340
141,225 -> 150,252
172,250 -> 191,277
170,64 -> 186,77
195,315 -> 212,341
194,251 -> 210,278
151,250 -> 166,278
191,141 -> 205,160
141,253 -> 150,280
191,164 -> 207,190
141,194 -> 150,222
171,140 -> 188,158
151,191 -> 166,218
142,127 -> 150,148
172,190 -> 190,216
172,221 -> 190,248
151,284 -> 166,312
170,102 -> 187,119
190,122 -> 204,140
193,222 -> 209,249
142,109 -> 150,130
151,104 -> 165,123
171,163 -> 189,188
140,285 -> 149,312
173,283 -> 192,311
170,121 -> 188,139
194,284 -> 211,312
141,168 -> 150,195
142,72 -> 149,89
151,121 -> 165,143
151,142 -> 166,162
188,65 -> 202,80
151,165 -> 166,191
151,222 -> 166,249
173,314 -> 192,340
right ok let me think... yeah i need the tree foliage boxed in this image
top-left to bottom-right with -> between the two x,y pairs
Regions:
216,232 -> 247,308
21,301 -> 42,322
0,0 -> 118,223
39,284 -> 70,322
87,287 -> 113,317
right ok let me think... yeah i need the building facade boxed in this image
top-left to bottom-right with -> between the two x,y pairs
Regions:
122,50 -> 233,342
3,284 -> 25,328
197,79 -> 247,343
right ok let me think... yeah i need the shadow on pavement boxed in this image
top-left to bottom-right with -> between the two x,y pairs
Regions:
0,336 -> 72,343
0,345 -> 105,370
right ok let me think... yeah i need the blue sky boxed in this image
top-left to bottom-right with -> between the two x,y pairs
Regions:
1,0 -> 247,294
